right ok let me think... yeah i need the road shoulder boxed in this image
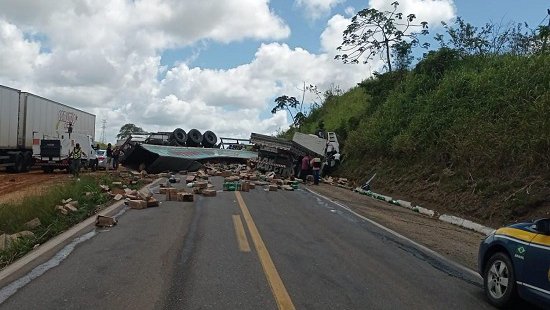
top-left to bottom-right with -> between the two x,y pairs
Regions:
306,184 -> 484,270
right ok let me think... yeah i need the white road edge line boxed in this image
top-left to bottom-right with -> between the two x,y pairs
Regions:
0,178 -> 165,287
303,187 -> 483,280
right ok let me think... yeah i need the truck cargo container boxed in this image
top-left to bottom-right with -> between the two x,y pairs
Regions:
0,84 -> 96,172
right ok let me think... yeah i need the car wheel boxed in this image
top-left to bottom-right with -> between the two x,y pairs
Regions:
484,252 -> 517,308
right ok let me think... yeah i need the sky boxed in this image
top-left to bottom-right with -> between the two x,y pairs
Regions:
0,0 -> 548,143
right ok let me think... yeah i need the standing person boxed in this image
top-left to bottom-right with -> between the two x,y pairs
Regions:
70,143 -> 83,178
112,146 -> 120,170
300,154 -> 310,181
106,143 -> 113,171
310,155 -> 322,185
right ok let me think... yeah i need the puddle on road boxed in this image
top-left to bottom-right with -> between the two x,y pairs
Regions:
0,231 -> 96,304
0,206 -> 130,304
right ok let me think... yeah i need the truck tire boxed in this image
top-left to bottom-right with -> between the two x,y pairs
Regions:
173,128 -> 187,146
186,129 -> 202,147
14,152 -> 24,173
202,131 -> 217,148
22,151 -> 33,172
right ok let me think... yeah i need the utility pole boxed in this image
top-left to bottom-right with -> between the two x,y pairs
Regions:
100,119 -> 106,144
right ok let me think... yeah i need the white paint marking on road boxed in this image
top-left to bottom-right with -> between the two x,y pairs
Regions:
303,187 -> 482,280
0,231 -> 97,304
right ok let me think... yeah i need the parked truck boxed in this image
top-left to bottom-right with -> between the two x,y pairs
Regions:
0,84 -> 97,173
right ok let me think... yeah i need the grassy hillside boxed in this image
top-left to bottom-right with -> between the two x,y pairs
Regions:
294,49 -> 550,227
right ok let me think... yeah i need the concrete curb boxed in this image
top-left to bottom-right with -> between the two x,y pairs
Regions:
353,187 -> 494,236
0,177 -> 164,287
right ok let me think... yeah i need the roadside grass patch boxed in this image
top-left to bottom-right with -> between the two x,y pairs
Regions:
0,174 -> 144,269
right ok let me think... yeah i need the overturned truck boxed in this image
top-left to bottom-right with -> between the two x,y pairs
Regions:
119,128 -> 258,174
250,132 -> 336,178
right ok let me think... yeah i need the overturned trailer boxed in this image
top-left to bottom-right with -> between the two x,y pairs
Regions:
249,132 -> 329,178
120,135 -> 257,173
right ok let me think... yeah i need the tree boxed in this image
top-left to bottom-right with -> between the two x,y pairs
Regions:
116,123 -> 146,140
271,83 -> 331,128
335,1 -> 428,72
271,95 -> 305,127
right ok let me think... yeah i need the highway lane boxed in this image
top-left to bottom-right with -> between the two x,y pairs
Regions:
0,178 -> 494,309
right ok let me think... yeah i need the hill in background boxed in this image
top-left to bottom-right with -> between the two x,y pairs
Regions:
283,49 -> 549,227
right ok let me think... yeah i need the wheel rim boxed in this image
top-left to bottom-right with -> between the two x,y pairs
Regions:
487,260 -> 510,299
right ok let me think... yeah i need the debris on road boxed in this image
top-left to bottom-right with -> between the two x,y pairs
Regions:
95,215 -> 118,227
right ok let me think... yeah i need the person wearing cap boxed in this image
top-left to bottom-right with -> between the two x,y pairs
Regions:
70,143 -> 83,177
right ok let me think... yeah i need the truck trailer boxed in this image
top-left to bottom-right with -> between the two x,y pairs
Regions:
0,84 -> 96,172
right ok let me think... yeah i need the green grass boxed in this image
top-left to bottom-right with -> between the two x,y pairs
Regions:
284,50 -> 550,225
0,174 -> 145,269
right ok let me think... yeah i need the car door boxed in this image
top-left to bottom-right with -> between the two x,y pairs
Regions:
523,232 -> 550,303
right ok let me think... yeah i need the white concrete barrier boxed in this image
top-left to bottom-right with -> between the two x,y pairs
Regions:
439,214 -> 465,226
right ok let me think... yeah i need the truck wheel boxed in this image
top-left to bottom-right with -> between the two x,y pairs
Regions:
202,131 -> 217,148
186,129 -> 202,147
173,128 -> 187,146
14,152 -> 24,173
22,151 -> 33,172
483,252 -> 518,308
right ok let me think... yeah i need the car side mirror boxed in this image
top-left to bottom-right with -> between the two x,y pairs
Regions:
535,218 -> 550,235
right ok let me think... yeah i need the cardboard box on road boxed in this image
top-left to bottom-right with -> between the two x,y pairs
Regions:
202,189 -> 217,197
177,192 -> 194,202
128,200 -> 147,209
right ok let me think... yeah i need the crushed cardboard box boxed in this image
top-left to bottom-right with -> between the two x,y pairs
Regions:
96,215 -> 117,227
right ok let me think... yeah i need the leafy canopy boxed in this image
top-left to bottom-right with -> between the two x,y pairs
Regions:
335,1 -> 428,72
116,123 -> 146,140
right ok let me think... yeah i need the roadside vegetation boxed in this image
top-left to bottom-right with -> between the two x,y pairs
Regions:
278,10 -> 550,227
0,174 -> 144,269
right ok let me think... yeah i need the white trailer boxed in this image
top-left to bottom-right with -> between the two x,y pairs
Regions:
0,85 -> 96,172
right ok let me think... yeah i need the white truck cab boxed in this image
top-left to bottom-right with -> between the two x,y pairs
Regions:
32,133 -> 98,173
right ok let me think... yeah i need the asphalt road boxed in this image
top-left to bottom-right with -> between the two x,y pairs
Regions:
0,178 -> 494,309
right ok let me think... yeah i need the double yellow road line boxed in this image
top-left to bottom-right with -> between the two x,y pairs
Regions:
234,191 -> 296,310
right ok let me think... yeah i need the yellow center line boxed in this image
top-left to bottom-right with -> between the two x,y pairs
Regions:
232,214 -> 251,252
235,191 -> 296,310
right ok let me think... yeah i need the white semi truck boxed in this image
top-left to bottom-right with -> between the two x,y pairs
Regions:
0,84 -> 97,173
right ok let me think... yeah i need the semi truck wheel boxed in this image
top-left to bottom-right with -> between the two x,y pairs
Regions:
173,128 -> 187,146
202,131 -> 217,148
22,151 -> 33,172
14,152 -> 24,173
186,129 -> 202,147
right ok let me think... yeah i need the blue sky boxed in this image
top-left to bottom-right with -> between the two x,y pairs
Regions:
161,0 -> 550,70
0,0 -> 548,142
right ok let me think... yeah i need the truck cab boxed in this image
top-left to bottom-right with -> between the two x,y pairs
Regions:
32,133 -> 98,173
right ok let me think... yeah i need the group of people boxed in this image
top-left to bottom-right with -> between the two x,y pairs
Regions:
297,154 -> 322,185
106,143 -> 121,171
295,140 -> 340,185
68,142 -> 121,178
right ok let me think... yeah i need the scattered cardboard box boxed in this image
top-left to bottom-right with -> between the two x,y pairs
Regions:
96,215 -> 117,227
128,200 -> 147,209
202,189 -> 217,197
177,192 -> 194,202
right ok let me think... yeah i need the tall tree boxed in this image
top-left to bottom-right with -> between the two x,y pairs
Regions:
116,123 -> 146,140
335,1 -> 428,72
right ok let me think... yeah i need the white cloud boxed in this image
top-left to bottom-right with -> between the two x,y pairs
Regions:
344,6 -> 356,16
295,0 -> 345,20
0,1 -> 376,143
369,0 -> 456,27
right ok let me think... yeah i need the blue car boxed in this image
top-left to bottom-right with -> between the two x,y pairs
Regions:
478,218 -> 550,308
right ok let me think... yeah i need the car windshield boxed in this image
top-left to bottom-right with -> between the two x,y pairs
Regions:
96,150 -> 106,156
